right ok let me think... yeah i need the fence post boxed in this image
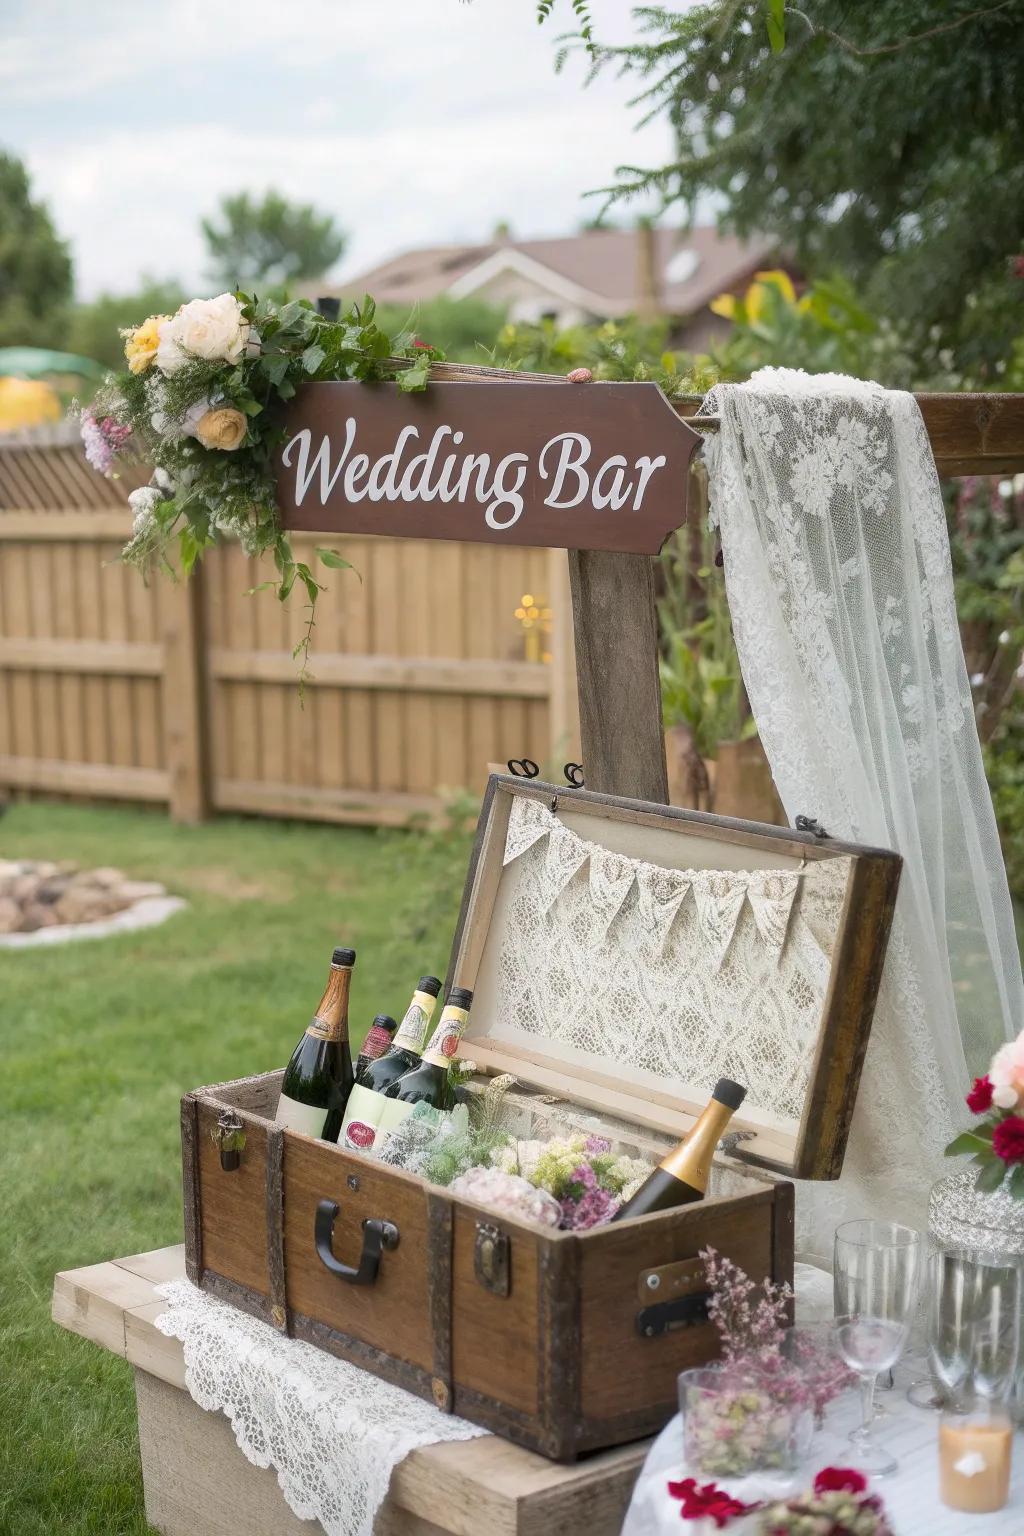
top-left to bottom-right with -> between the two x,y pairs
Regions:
162,563 -> 210,823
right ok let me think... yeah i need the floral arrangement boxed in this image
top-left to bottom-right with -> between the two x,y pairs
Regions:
945,1024 -> 1024,1199
668,1468 -> 892,1534
493,1132 -> 651,1230
757,1467 -> 894,1536
682,1250 -> 854,1477
81,291 -> 438,669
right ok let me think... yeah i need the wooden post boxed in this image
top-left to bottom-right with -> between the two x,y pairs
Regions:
162,563 -> 209,823
567,550 -> 668,803
546,548 -> 581,768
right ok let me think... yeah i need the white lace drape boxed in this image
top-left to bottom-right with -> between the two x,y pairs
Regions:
704,368 -> 1023,1260
155,1279 -> 485,1536
497,796 -> 851,1125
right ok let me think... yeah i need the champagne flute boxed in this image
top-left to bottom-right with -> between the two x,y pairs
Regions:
833,1219 -> 922,1477
910,1248 -> 978,1411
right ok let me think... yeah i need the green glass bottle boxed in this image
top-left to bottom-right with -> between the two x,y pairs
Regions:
339,976 -> 442,1151
275,947 -> 356,1143
384,986 -> 473,1114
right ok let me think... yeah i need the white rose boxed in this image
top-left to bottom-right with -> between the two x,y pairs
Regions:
128,486 -> 163,533
156,293 -> 250,375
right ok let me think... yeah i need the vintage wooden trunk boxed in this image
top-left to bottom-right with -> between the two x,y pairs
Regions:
181,776 -> 901,1460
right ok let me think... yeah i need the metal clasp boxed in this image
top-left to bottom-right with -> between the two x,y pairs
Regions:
635,1256 -> 711,1337
213,1110 -> 245,1172
474,1221 -> 510,1297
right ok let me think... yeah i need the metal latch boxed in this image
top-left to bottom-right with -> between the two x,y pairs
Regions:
474,1221 -> 510,1297
635,1255 -> 711,1338
213,1110 -> 245,1171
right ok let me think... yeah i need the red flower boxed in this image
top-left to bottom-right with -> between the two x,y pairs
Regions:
992,1114 -> 1024,1164
967,1075 -> 994,1113
412,339 -> 432,350
667,1477 -> 760,1527
813,1466 -> 868,1495
1012,255 -> 1024,280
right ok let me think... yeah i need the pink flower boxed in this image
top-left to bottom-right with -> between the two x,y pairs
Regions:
667,1477 -> 760,1528
966,1075 -> 994,1113
992,1115 -> 1024,1164
80,410 -> 132,477
989,1030 -> 1024,1110
813,1466 -> 867,1495
1012,256 -> 1024,280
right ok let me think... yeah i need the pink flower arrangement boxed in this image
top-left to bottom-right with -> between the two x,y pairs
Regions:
946,1026 -> 1024,1198
79,409 -> 132,477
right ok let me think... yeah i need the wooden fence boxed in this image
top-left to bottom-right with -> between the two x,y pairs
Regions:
0,433 -> 580,826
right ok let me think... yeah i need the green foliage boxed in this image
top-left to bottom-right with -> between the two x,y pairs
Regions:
496,313 -> 720,394
0,150 -> 73,347
373,295 -> 507,363
202,189 -> 346,289
65,277 -> 186,371
0,800 -> 471,1535
571,0 -> 1024,376
657,516 -> 755,758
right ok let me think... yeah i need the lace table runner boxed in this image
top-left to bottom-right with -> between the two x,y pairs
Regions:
155,1279 -> 485,1536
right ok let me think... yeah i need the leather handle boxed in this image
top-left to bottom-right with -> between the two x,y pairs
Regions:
314,1198 -> 399,1286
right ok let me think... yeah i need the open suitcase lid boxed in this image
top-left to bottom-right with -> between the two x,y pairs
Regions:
446,776 -> 902,1182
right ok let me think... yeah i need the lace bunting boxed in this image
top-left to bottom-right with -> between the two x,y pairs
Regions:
496,797 -> 848,1122
155,1279 -> 485,1536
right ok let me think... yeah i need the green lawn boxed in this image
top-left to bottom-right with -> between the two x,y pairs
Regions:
0,801 -> 471,1536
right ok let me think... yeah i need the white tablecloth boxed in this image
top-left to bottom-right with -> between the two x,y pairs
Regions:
621,1264 -> 1024,1536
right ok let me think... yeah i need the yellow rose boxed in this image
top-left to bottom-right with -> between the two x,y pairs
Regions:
194,406 -> 247,451
124,314 -> 170,375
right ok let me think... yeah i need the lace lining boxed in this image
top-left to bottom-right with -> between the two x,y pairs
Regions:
494,797 -> 850,1124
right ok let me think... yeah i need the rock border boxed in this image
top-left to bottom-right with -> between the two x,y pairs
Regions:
0,895 -> 187,949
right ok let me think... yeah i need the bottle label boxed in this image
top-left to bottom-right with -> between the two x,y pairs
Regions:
275,1092 -> 329,1138
392,993 -> 435,1053
376,1095 -> 415,1137
306,1013 -> 343,1042
421,1006 -> 469,1068
340,1084 -> 387,1151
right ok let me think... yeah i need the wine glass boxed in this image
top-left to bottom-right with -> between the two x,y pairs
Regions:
833,1219 -> 922,1477
910,1248 -> 979,1411
962,1256 -> 1022,1406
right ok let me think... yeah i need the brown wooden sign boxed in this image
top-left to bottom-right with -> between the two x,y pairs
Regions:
274,380 -> 702,553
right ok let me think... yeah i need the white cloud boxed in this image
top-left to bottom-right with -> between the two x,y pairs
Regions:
9,0 -> 677,298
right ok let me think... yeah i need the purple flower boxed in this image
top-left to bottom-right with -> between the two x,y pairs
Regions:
584,1134 -> 612,1155
560,1182 -> 620,1231
81,411 -> 131,477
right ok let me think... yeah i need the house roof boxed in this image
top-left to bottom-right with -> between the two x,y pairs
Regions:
328,226 -> 776,318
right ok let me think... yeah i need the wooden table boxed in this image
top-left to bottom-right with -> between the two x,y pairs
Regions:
52,1246 -> 649,1536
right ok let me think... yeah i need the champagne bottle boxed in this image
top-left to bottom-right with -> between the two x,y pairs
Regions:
611,1078 -> 747,1221
355,1014 -> 398,1078
385,986 -> 474,1114
339,976 -> 441,1151
275,947 -> 356,1142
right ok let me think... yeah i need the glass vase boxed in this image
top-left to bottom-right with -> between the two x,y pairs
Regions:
679,1364 -> 810,1477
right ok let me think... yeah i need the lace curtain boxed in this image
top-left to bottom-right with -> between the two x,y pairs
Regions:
703,369 -> 1023,1260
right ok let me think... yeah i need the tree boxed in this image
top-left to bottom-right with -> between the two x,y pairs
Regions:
201,190 -> 346,290
561,1 -> 1024,378
0,150 -> 73,347
66,277 -> 187,370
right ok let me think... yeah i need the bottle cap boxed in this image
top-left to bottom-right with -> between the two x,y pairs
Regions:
417,976 -> 442,997
712,1077 -> 746,1111
332,947 -> 357,967
447,986 -> 474,1010
372,1014 -> 397,1031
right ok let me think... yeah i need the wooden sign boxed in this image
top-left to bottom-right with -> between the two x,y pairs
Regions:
274,380 -> 703,554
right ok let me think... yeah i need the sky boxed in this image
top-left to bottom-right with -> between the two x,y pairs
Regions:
2,0 -> 678,301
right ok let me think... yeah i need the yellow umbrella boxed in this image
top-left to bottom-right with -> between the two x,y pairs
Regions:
0,376 -> 62,432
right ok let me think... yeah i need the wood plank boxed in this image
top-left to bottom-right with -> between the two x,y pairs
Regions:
0,510 -> 132,539
546,547 -> 580,767
114,1244 -> 189,1285
51,1260 -> 157,1356
0,754 -> 168,800
567,550 -> 667,801
212,777 -> 444,827
207,647 -> 551,697
0,636 -> 164,675
161,564 -> 210,822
